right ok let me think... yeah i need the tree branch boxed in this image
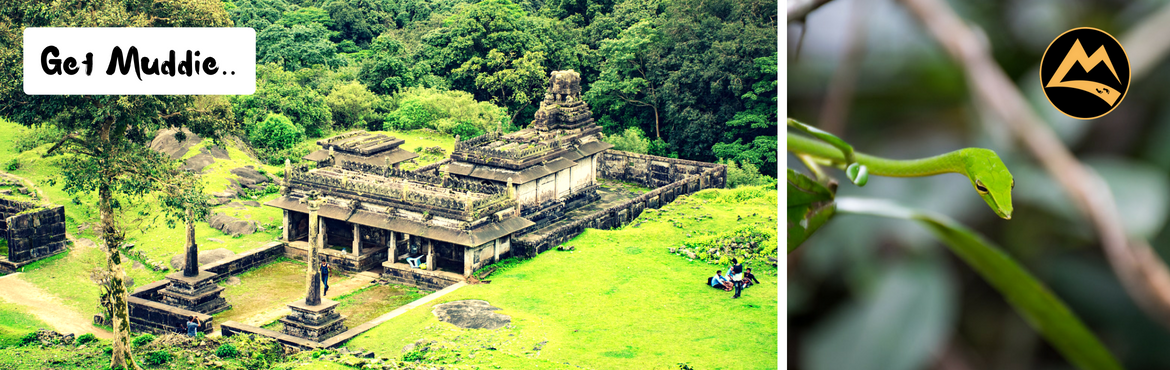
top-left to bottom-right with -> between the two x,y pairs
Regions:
788,0 -> 834,22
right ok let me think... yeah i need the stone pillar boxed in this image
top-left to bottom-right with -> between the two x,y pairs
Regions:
282,210 -> 290,241
387,231 -> 397,263
426,238 -> 434,271
305,195 -> 323,306
494,238 -> 500,263
319,217 -> 328,251
183,208 -> 198,277
352,224 -> 361,256
463,246 -> 473,278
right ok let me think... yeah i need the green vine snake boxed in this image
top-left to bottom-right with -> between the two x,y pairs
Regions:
787,119 -> 1015,220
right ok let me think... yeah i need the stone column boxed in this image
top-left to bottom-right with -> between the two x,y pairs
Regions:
387,231 -> 397,263
494,238 -> 501,263
463,246 -> 473,277
305,194 -> 323,306
426,238 -> 434,271
184,208 -> 198,277
352,224 -> 361,256
319,217 -> 328,251
282,210 -> 290,241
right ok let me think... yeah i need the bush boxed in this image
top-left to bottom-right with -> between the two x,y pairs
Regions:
216,343 -> 239,358
451,121 -> 484,139
18,332 -> 37,346
250,113 -> 304,150
606,127 -> 651,154
144,350 -> 173,365
14,125 -> 64,153
131,333 -> 155,348
721,159 -> 775,188
76,333 -> 97,345
5,158 -> 19,171
383,87 -> 507,135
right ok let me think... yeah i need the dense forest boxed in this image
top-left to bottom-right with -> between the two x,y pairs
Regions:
218,0 -> 779,180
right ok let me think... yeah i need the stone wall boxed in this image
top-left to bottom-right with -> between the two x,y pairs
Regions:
597,150 -> 727,189
381,264 -> 464,291
203,242 -> 286,281
127,285 -> 213,335
0,198 -> 67,264
514,153 -> 726,255
284,242 -> 389,273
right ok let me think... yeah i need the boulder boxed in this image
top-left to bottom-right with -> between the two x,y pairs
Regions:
203,144 -> 230,160
208,213 -> 257,235
230,166 -> 270,190
431,300 -> 511,330
180,153 -> 215,172
150,128 -> 203,160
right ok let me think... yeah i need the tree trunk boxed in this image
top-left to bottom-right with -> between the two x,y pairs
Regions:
183,208 -> 198,277
653,106 -> 661,139
100,182 -> 140,370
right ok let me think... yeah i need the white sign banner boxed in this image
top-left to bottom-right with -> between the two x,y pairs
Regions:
23,27 -> 255,95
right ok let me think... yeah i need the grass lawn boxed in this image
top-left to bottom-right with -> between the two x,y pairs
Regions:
347,186 -> 779,370
216,259 -> 355,331
17,243 -> 167,316
0,297 -> 50,347
266,283 -> 429,332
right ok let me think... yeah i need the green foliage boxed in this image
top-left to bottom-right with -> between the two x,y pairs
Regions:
75,333 -> 97,345
13,125 -> 64,153
721,159 -> 775,188
18,332 -> 37,347
674,224 -> 776,264
786,169 -> 834,250
325,81 -> 378,128
4,158 -> 18,171
216,343 -> 240,358
250,113 -> 304,150
233,63 -> 333,137
143,350 -> 173,365
229,0 -> 289,29
836,198 -> 1124,370
384,88 -> 507,135
360,35 -> 417,95
131,334 -> 154,348
257,22 -> 341,71
605,126 -> 650,154
277,6 -> 334,28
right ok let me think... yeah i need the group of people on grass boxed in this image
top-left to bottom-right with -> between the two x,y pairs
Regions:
708,258 -> 760,298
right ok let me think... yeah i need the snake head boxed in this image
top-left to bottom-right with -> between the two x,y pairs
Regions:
964,149 -> 1014,219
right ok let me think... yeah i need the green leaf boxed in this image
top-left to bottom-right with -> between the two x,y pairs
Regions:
787,169 -> 835,252
804,259 -> 954,370
837,197 -> 1124,370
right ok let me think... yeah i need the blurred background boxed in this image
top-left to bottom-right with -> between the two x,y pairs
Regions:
786,0 -> 1170,369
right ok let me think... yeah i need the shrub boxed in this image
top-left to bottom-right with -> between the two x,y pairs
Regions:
76,333 -> 97,345
326,81 -> 377,127
721,159 -> 775,188
383,87 -> 507,135
144,350 -> 173,365
5,158 -> 19,171
18,332 -> 37,346
451,121 -> 484,139
131,333 -> 155,347
216,343 -> 239,358
14,125 -> 64,153
606,127 -> 650,154
250,113 -> 304,150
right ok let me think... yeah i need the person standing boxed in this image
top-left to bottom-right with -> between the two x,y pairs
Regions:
730,258 -> 745,299
321,260 -> 331,296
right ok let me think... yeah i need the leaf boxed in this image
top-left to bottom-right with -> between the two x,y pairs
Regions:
837,197 -> 1124,370
804,259 -> 955,370
787,169 -> 836,252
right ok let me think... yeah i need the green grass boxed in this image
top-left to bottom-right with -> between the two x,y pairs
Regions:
18,243 -> 167,316
368,129 -> 455,168
334,284 -> 427,329
347,186 -> 779,369
0,297 -> 50,347
215,259 -> 355,331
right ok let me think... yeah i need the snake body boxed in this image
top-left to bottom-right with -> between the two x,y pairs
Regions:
787,132 -> 1015,219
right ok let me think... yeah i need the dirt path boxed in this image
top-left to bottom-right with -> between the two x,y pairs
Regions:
0,273 -> 112,339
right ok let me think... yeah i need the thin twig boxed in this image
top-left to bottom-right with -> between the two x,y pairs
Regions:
1120,3 -> 1170,80
900,0 -> 1170,328
788,0 -> 835,23
818,0 -> 872,135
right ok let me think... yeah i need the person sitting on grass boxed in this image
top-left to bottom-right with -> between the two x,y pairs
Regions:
742,267 -> 762,288
709,270 -> 733,291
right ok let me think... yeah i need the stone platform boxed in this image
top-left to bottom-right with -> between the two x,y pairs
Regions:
281,299 -> 346,342
159,270 -> 230,315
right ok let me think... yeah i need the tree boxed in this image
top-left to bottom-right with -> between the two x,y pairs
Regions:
586,20 -> 664,138
326,81 -> 377,128
250,113 -> 305,150
229,0 -> 289,29
360,35 -> 417,95
712,53 -> 777,177
232,63 -> 333,137
257,21 -> 341,71
605,126 -> 651,154
0,3 -> 232,367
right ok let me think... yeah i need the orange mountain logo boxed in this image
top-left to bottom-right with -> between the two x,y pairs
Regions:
1040,28 -> 1129,120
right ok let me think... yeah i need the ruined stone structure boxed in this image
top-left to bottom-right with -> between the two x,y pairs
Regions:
265,69 -> 724,292
448,70 -> 612,230
0,197 -> 67,270
281,192 -> 347,342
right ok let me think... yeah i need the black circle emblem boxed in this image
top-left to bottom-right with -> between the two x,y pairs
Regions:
1040,27 -> 1130,120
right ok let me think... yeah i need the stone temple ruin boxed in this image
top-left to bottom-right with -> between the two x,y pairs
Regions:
132,70 -> 726,347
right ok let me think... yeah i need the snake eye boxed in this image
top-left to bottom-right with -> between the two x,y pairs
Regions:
975,180 -> 988,194
1011,179 -> 1015,190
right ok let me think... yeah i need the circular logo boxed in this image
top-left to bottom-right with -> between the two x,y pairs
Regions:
1040,27 -> 1130,120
